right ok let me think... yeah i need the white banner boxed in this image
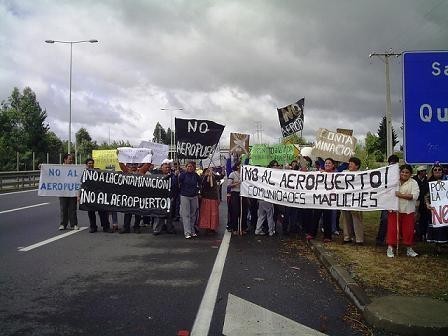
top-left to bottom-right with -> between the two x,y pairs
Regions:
38,164 -> 85,197
429,180 -> 448,227
138,141 -> 169,165
240,164 -> 399,211
117,147 -> 152,164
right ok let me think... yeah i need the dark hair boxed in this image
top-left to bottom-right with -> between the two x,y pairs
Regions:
400,164 -> 413,174
349,157 -> 361,168
85,158 -> 94,165
324,158 -> 335,165
387,154 -> 399,164
232,161 -> 241,171
268,160 -> 279,168
62,153 -> 72,162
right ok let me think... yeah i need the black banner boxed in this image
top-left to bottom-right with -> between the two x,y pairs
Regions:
175,118 -> 225,159
79,169 -> 171,216
277,98 -> 305,137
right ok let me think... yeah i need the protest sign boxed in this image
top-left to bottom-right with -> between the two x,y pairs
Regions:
312,128 -> 357,162
38,164 -> 85,197
428,180 -> 448,227
277,98 -> 304,137
249,144 -> 296,166
79,170 -> 171,216
240,164 -> 399,211
138,141 -> 169,165
249,144 -> 271,167
175,118 -> 225,159
270,144 -> 296,165
117,147 -> 152,164
230,133 -> 250,155
201,150 -> 225,168
336,128 -> 353,136
92,150 -> 121,171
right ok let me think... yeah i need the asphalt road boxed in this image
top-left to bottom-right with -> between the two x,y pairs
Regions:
0,189 -> 365,336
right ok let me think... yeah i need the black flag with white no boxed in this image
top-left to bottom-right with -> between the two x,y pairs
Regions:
277,98 -> 305,137
175,118 -> 225,159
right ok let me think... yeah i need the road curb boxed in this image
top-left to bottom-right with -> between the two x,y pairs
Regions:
307,239 -> 371,312
307,239 -> 448,336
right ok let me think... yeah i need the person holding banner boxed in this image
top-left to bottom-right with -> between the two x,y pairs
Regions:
413,165 -> 430,242
376,154 -> 400,246
152,162 -> 176,235
386,164 -> 420,258
425,163 -> 448,244
340,157 -> 364,245
118,161 -> 152,234
198,168 -> 220,233
58,153 -> 78,231
179,161 -> 202,239
306,158 -> 337,242
84,158 -> 112,233
254,161 -> 277,237
228,161 -> 248,235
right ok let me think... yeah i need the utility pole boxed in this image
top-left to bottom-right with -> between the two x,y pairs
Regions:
369,50 -> 401,159
255,121 -> 263,144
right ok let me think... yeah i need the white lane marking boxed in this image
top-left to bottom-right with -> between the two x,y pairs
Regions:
190,230 -> 231,336
223,294 -> 327,335
0,202 -> 49,214
0,189 -> 37,196
18,227 -> 88,252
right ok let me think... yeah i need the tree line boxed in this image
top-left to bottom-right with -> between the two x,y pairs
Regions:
0,86 -> 398,171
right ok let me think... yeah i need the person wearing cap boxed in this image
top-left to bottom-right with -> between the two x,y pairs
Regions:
376,154 -> 399,246
413,165 -> 430,241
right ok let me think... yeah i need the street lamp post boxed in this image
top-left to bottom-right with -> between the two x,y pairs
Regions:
45,39 -> 98,155
160,107 -> 183,159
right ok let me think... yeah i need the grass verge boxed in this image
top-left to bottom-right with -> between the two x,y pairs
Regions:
323,211 -> 448,301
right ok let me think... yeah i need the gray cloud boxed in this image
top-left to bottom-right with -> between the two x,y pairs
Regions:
1,0 -> 447,148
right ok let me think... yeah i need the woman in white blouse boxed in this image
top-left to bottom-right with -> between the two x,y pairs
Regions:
386,164 -> 420,258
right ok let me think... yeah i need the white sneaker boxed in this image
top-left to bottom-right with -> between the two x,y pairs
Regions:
58,225 -> 64,230
406,247 -> 418,257
386,246 -> 394,258
73,225 -> 79,230
185,234 -> 192,239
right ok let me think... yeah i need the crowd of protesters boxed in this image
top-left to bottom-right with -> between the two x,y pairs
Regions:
58,150 -> 448,258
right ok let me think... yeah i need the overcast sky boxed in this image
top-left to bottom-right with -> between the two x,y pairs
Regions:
1,0 -> 447,149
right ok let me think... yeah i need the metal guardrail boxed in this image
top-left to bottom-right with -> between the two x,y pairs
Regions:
0,171 -> 40,192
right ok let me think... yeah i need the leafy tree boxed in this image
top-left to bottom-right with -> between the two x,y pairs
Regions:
75,128 -> 98,159
364,132 -> 379,155
46,131 -> 64,163
0,87 -> 51,170
377,116 -> 399,154
152,122 -> 169,144
97,140 -> 132,150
